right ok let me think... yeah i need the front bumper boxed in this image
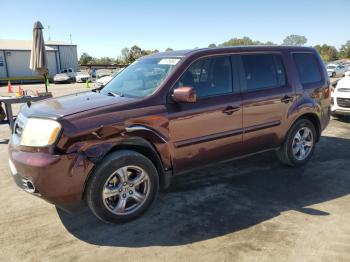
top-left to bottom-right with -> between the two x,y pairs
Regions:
8,142 -> 94,212
76,77 -> 90,83
331,95 -> 350,116
331,108 -> 350,116
54,78 -> 70,83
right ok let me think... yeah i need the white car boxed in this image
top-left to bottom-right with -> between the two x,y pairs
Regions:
96,68 -> 124,87
75,71 -> 91,83
327,64 -> 347,78
96,69 -> 113,79
53,73 -> 72,83
331,72 -> 350,117
53,68 -> 76,83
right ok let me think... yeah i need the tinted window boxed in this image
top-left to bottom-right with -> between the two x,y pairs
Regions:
176,56 -> 233,98
293,53 -> 322,85
241,54 -> 285,91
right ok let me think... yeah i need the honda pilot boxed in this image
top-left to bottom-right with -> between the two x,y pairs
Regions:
9,46 -> 331,223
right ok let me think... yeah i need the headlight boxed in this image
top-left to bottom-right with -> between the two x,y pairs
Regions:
20,118 -> 62,147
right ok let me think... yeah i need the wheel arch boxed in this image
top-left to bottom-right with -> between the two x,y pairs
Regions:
82,137 -> 172,200
291,112 -> 321,142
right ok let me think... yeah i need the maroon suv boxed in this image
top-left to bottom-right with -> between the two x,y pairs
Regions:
9,46 -> 331,223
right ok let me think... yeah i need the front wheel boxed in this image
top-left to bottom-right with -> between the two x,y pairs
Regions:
276,119 -> 317,167
85,150 -> 159,223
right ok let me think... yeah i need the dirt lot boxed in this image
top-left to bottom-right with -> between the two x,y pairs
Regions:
1,83 -> 350,262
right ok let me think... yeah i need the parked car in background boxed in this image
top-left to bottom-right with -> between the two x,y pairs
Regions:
96,68 -> 124,87
9,46 -> 331,223
327,64 -> 347,78
75,71 -> 91,83
343,62 -> 350,72
53,68 -> 76,83
96,69 -> 113,79
331,71 -> 350,117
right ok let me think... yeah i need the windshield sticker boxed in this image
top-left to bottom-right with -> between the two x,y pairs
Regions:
158,58 -> 180,65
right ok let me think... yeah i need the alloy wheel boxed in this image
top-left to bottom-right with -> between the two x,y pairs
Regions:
292,127 -> 314,161
102,165 -> 151,215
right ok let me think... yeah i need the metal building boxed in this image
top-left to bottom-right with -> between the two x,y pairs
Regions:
0,40 -> 78,83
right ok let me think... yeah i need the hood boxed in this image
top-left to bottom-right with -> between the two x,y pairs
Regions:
20,91 -> 136,118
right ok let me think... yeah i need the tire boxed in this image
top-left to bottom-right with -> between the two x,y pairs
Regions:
276,118 -> 317,167
85,150 -> 159,224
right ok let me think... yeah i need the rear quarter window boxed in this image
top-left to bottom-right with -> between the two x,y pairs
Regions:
293,53 -> 322,85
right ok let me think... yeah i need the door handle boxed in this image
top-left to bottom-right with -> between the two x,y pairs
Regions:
223,106 -> 240,115
281,95 -> 294,103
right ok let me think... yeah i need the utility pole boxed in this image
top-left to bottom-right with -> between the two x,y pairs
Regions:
48,25 -> 52,41
69,34 -> 72,44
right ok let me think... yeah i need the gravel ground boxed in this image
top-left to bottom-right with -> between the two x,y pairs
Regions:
0,83 -> 350,262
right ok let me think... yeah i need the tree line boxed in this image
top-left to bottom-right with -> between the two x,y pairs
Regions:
79,34 -> 350,65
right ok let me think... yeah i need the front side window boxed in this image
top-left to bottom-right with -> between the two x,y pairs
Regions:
176,56 -> 233,98
293,53 -> 322,85
241,54 -> 286,91
101,57 -> 180,98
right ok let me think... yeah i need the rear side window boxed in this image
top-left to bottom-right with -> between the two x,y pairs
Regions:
241,54 -> 286,91
176,56 -> 233,98
293,53 -> 322,85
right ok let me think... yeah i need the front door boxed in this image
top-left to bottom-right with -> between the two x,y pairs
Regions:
167,55 -> 243,173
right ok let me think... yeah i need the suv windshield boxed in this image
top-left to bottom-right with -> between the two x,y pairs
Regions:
101,57 -> 180,98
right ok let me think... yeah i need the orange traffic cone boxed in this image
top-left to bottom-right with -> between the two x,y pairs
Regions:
18,85 -> 24,96
7,81 -> 12,93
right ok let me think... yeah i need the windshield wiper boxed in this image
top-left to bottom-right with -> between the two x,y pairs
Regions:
107,91 -> 124,97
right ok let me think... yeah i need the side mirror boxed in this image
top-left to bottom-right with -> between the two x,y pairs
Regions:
172,86 -> 197,103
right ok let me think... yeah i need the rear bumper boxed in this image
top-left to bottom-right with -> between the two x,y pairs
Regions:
8,142 -> 94,212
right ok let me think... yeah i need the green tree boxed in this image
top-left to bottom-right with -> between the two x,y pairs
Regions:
129,45 -> 143,62
220,37 -> 255,46
314,44 -> 338,62
165,48 -> 174,51
218,37 -> 275,46
79,52 -> 93,64
208,43 -> 216,48
282,34 -> 307,46
339,40 -> 350,59
98,57 -> 114,64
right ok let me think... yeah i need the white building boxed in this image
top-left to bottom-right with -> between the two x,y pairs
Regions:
0,40 -> 78,83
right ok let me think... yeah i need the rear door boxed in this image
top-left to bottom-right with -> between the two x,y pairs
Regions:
167,55 -> 243,173
238,52 -> 295,154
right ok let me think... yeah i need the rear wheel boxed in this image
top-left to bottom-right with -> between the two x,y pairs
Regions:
276,119 -> 316,166
85,150 -> 159,223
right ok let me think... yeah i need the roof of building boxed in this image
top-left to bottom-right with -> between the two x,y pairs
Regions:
0,39 -> 76,51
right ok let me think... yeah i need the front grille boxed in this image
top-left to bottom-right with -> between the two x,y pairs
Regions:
338,88 -> 350,92
337,98 -> 350,108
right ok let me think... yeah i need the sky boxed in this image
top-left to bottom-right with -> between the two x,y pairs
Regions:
1,0 -> 349,58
